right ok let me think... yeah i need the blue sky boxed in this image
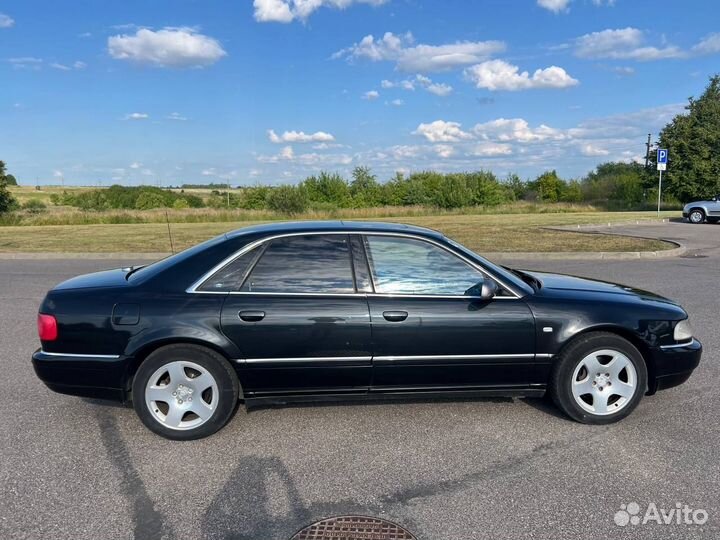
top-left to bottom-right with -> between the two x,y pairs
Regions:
1,0 -> 719,186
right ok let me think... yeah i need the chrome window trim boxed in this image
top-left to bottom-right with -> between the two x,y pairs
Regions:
186,230 -> 523,298
39,350 -> 121,359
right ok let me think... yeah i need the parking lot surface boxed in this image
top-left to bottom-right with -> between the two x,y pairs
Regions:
1,222 -> 718,540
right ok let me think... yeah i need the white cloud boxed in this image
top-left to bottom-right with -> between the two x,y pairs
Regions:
538,0 -> 615,12
280,146 -> 294,160
7,57 -> 42,70
382,74 -> 453,97
413,120 -> 473,143
470,143 -> 513,157
390,99 -> 404,106
166,112 -> 188,121
125,112 -> 149,120
434,144 -> 456,158
0,13 -> 15,28
579,143 -> 610,156
537,0 -> 570,13
253,0 -> 388,23
692,33 -> 720,55
464,60 -> 578,91
201,168 -> 217,176
473,118 -> 566,143
108,27 -> 227,68
257,145 -> 353,166
426,82 -> 453,96
334,31 -> 506,72
267,129 -> 335,143
362,90 -> 379,100
129,162 -> 142,169
575,28 -> 684,61
50,61 -> 87,71
612,66 -> 635,76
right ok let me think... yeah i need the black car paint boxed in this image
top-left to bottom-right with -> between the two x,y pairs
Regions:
32,221 -> 701,405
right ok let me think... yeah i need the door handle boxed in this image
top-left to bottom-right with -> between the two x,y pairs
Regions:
239,310 -> 265,322
383,310 -> 408,322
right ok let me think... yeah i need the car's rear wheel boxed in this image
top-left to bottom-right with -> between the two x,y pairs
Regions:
549,332 -> 647,424
688,209 -> 706,224
132,344 -> 240,440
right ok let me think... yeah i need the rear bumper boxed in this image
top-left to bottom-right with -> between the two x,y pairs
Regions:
647,338 -> 702,394
32,349 -> 128,402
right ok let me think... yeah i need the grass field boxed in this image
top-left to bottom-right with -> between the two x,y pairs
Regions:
0,211 -> 675,253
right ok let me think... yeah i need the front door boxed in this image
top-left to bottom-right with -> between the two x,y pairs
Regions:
360,235 -> 536,392
218,234 -> 372,396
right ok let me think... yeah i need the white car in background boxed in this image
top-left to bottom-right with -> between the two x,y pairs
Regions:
683,196 -> 720,224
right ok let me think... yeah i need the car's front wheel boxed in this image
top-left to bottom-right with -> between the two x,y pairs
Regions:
132,344 -> 240,440
549,332 -> 647,424
688,209 -> 706,224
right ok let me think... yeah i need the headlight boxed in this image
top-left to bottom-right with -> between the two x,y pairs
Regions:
674,319 -> 693,342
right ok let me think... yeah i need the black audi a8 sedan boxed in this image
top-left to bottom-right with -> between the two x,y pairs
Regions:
33,221 -> 701,440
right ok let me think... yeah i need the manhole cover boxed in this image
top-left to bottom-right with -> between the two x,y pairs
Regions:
290,516 -> 417,540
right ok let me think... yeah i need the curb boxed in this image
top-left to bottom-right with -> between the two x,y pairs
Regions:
484,244 -> 685,262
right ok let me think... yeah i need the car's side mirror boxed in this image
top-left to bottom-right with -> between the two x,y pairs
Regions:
465,278 -> 499,300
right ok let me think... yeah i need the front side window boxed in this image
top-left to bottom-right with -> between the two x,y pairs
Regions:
364,235 -> 484,296
241,235 -> 355,293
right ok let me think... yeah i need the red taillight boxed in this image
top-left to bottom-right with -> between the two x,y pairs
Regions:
37,313 -> 58,341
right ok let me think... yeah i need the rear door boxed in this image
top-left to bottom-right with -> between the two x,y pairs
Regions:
361,234 -> 536,392
215,234 -> 372,397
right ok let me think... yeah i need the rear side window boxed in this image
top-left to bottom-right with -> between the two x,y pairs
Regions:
198,245 -> 262,292
241,235 -> 355,293
364,235 -> 484,295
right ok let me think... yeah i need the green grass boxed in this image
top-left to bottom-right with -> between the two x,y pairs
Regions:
0,211 -> 675,253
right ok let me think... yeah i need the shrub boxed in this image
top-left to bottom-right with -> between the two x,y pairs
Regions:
134,191 -> 167,210
23,199 -> 47,213
266,185 -> 309,214
172,198 -> 190,209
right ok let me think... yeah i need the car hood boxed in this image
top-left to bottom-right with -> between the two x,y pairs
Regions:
53,268 -> 131,291
521,270 -> 677,305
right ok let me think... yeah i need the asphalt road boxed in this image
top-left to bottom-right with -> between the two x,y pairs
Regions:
1,222 -> 718,540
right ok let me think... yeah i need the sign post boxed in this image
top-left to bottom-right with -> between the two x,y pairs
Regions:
657,148 -> 668,216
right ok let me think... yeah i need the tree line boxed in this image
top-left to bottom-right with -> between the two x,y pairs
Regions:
34,163 -> 673,214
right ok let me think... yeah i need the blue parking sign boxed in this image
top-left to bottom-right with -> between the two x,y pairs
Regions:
658,148 -> 668,164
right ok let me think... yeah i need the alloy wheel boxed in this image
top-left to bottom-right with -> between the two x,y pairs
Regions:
144,360 -> 219,430
570,349 -> 637,415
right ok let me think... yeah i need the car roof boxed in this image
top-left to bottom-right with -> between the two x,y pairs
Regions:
226,220 -> 444,239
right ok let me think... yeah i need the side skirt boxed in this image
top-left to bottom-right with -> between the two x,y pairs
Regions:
244,386 -> 547,409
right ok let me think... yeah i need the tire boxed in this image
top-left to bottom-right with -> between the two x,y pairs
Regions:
688,209 -> 705,224
549,332 -> 647,424
132,344 -> 240,440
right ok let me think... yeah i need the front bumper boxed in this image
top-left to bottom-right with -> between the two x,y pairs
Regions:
32,349 -> 128,401
647,338 -> 702,394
